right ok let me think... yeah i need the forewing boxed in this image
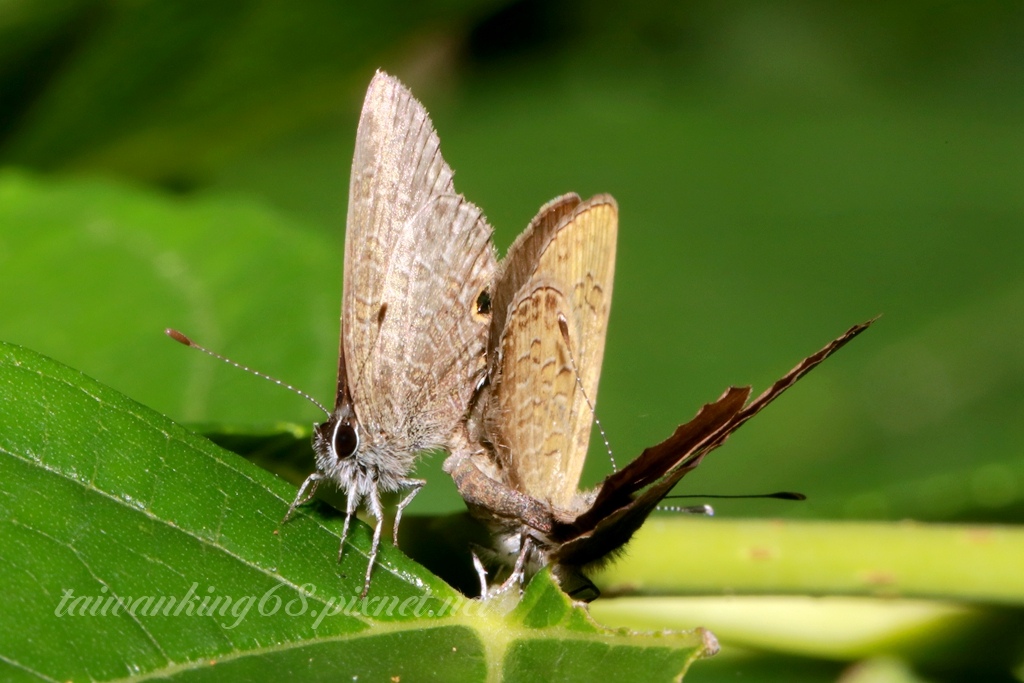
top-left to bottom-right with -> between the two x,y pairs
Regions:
342,71 -> 497,451
488,193 -> 582,362
533,195 -> 618,457
372,195 -> 496,449
488,196 -> 618,510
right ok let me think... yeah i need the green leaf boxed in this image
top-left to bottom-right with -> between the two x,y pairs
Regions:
500,573 -> 717,682
0,341 -> 716,681
0,168 -> 339,427
0,339 -> 455,680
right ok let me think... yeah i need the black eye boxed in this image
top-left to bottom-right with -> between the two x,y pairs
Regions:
333,422 -> 359,459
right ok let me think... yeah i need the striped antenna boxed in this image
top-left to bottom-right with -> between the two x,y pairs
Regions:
165,328 -> 330,418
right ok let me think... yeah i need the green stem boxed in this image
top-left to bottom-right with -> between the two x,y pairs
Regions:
593,517 -> 1024,605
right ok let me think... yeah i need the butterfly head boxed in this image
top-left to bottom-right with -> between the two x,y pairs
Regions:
313,404 -> 361,478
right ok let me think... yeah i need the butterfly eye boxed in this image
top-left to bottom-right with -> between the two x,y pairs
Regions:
332,422 -> 359,459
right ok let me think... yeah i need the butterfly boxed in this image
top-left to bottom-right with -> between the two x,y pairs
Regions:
284,71 -> 498,595
447,193 -> 872,598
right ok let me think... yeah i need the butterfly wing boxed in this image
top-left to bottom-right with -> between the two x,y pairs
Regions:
488,192 -> 582,361
487,196 -> 618,510
342,71 -> 497,462
553,320 -> 874,567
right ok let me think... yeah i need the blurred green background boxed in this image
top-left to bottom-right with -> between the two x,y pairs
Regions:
1,0 -> 1022,529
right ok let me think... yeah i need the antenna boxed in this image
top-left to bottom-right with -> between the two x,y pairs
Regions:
657,492 -> 805,515
659,504 -> 715,516
659,489 -> 802,516
557,314 -> 617,472
165,329 -> 330,417
664,491 -> 807,501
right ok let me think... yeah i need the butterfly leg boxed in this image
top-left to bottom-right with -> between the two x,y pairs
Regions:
500,532 -> 533,595
361,486 -> 385,598
392,478 -> 425,546
338,485 -> 362,563
508,531 -> 532,588
282,472 -> 324,524
486,532 -> 533,597
470,551 -> 491,599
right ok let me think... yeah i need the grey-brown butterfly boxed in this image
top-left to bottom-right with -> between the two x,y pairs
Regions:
448,193 -> 872,598
446,192 -> 617,594
247,71 -> 496,596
